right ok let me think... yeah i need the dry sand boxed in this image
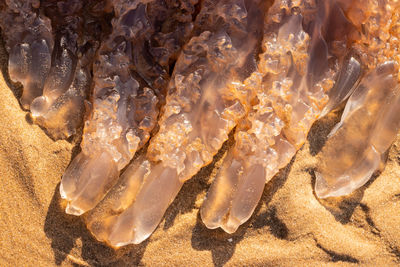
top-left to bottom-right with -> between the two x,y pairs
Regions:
0,38 -> 400,267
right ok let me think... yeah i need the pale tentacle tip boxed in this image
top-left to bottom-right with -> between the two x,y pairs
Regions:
65,203 -> 85,216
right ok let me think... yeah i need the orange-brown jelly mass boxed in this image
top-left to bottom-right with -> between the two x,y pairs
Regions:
1,0 -> 400,247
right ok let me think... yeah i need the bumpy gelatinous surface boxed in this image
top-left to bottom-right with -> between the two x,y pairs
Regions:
315,0 -> 400,198
85,0 -> 267,247
60,0 -> 197,216
0,0 -> 53,109
4,0 -> 400,249
29,1 -> 110,139
0,0 -> 110,139
201,0 -> 359,233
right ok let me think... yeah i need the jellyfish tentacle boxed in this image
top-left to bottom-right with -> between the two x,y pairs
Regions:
200,0 -> 361,233
315,0 -> 400,198
61,0 -> 198,216
315,62 -> 400,198
85,0 -> 268,247
0,0 -> 53,109
0,1 -> 111,139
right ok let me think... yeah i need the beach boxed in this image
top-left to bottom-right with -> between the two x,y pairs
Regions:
1,37 -> 400,266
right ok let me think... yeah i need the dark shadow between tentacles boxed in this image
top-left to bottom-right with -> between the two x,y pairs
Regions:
162,131 -> 235,231
158,131 -> 239,267
250,156 -> 295,238
177,131 -> 245,267
307,106 -> 343,156
191,213 -> 246,267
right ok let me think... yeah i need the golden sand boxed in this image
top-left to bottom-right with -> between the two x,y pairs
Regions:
1,37 -> 400,266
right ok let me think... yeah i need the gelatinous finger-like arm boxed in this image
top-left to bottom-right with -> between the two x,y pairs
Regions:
60,0 -> 197,216
201,0 -> 361,233
1,1 -> 110,139
315,63 -> 400,198
0,0 -> 53,109
315,0 -> 400,198
29,1 -> 110,139
85,0 -> 267,247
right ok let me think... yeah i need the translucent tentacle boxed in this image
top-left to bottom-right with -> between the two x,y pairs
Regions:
0,0 -> 53,109
315,62 -> 400,198
0,1 -> 111,139
315,0 -> 400,198
201,0 -> 359,233
61,0 -> 198,216
85,0 -> 267,247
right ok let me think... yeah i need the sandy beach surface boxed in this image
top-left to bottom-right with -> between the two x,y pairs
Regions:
1,37 -> 400,266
